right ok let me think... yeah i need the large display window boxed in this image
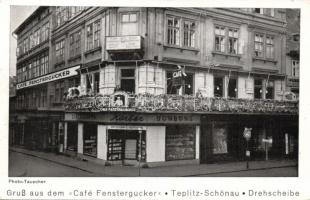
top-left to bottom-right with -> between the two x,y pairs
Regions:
166,125 -> 195,161
212,125 -> 228,154
83,123 -> 97,157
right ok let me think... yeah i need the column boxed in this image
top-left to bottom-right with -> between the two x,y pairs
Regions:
97,125 -> 107,160
77,123 -> 84,154
64,122 -> 68,151
146,126 -> 165,162
195,125 -> 200,160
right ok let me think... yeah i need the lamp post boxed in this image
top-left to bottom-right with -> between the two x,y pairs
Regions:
138,128 -> 142,177
243,127 -> 252,170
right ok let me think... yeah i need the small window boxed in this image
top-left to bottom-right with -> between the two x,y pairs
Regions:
120,68 -> 135,93
121,13 -> 138,36
254,34 -> 264,57
228,78 -> 237,98
266,81 -> 274,99
254,79 -> 263,99
214,77 -> 224,97
292,60 -> 299,77
228,29 -> 238,54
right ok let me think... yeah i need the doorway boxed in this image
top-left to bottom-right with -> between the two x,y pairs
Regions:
107,129 -> 146,165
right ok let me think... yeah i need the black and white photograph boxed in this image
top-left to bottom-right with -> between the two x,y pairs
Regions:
8,6 -> 300,178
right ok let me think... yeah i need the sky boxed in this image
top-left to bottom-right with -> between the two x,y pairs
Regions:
9,6 -> 38,77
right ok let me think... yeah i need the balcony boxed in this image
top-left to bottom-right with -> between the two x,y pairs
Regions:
65,93 -> 298,115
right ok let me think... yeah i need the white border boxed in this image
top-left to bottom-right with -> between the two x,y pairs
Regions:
1,1 -> 310,200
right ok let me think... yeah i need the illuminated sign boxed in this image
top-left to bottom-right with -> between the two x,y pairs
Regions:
106,36 -> 142,50
16,66 -> 80,90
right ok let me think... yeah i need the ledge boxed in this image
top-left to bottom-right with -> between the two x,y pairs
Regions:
163,44 -> 200,54
252,57 -> 277,64
212,51 -> 242,59
68,54 -> 82,62
84,46 -> 102,56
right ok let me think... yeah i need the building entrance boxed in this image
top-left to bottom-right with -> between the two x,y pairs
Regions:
107,129 -> 146,165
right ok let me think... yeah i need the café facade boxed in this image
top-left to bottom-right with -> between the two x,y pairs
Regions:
64,92 -> 298,166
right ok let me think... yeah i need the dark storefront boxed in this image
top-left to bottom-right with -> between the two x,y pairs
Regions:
200,114 -> 298,163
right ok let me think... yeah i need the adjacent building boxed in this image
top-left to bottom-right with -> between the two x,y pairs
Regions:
10,7 -> 299,167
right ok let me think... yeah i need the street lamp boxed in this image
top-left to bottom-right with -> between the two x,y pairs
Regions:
243,127 -> 252,170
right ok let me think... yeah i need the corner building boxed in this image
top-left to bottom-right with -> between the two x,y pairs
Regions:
11,7 -> 298,166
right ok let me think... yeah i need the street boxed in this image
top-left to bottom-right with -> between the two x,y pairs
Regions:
197,166 -> 297,177
9,151 -> 298,177
9,151 -> 95,177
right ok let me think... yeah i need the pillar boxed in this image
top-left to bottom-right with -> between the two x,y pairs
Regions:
64,122 -> 68,151
195,125 -> 200,160
77,123 -> 84,154
97,125 -> 107,160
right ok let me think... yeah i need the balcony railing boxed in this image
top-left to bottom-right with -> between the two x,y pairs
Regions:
65,94 -> 298,114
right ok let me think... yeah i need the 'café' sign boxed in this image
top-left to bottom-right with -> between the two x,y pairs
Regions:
17,65 -> 80,90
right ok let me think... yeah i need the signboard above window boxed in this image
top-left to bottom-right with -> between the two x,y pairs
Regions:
106,36 -> 143,51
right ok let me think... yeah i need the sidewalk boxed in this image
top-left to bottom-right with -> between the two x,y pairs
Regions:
9,146 -> 297,177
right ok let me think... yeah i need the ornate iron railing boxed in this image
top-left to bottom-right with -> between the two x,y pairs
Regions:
64,94 -> 298,114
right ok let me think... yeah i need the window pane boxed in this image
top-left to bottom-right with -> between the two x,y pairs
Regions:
214,77 -> 224,97
122,14 -> 129,22
130,13 -> 137,22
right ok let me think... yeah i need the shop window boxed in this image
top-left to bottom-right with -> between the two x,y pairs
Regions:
212,125 -> 228,154
121,13 -> 138,36
83,123 -> 97,157
120,68 -> 135,93
265,81 -> 274,99
67,122 -> 78,152
254,79 -> 263,99
214,76 -> 224,97
292,60 -> 299,77
228,78 -> 237,98
166,71 -> 193,95
166,125 -> 195,161
86,73 -> 93,94
94,72 -> 100,94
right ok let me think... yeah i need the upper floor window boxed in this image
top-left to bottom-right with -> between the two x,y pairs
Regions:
265,35 -> 274,59
183,20 -> 196,48
167,16 -> 180,46
55,39 -> 65,62
215,26 -> 239,54
56,7 -> 68,27
121,13 -> 138,36
86,20 -> 101,51
254,8 -> 264,14
40,22 -> 49,42
254,33 -> 275,59
254,33 -> 264,57
69,31 -> 81,57
215,26 -> 225,52
292,60 -> 299,77
166,16 -> 197,48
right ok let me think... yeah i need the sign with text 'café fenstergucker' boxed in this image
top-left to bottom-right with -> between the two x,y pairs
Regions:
16,66 -> 80,90
106,36 -> 141,50
65,113 -> 200,125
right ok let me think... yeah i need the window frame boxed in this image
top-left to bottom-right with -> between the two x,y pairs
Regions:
214,25 -> 239,54
254,32 -> 276,60
120,12 -> 139,36
291,60 -> 300,77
